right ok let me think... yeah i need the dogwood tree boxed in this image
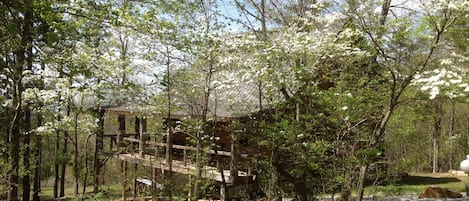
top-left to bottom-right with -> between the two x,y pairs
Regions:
217,0 -> 468,200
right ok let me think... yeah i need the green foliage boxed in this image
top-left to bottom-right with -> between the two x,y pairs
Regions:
0,0 -> 467,200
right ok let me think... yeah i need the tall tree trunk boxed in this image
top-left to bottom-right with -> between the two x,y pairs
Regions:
83,134 -> 92,198
467,105 -> 469,154
93,109 -> 104,193
54,117 -> 60,198
4,107 -> 10,198
433,101 -> 442,173
22,15 -> 34,199
164,45 -> 173,200
33,62 -> 46,201
449,100 -> 455,170
193,138 -> 202,200
8,0 -> 32,200
33,115 -> 42,201
74,112 -> 79,196
60,106 -> 70,197
8,104 -> 21,201
23,109 -> 32,201
55,72 -> 65,198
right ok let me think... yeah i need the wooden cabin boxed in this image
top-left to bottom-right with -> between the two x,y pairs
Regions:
98,98 -> 263,200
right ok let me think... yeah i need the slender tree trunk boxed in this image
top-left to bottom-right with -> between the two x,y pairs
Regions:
54,115 -> 61,198
33,115 -> 42,201
119,29 -> 129,85
83,133 -> 92,198
296,183 -> 308,201
22,17 -> 34,199
23,109 -> 32,201
357,165 -> 368,201
467,105 -> 469,154
165,45 -> 173,200
4,108 -> 10,198
93,109 -> 104,193
33,62 -> 45,201
379,0 -> 392,26
194,138 -> 202,200
8,102 -> 21,201
60,106 -> 70,197
133,164 -> 137,201
340,169 -> 353,201
8,0 -> 32,200
74,112 -> 79,196
449,100 -> 455,170
433,101 -> 442,173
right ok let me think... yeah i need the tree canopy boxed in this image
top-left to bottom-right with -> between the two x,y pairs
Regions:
0,0 -> 467,200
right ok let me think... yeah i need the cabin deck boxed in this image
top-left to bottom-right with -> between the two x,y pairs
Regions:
100,109 -> 257,201
117,153 -> 248,184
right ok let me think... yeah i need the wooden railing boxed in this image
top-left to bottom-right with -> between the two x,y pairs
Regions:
122,137 -> 248,158
118,135 -> 253,187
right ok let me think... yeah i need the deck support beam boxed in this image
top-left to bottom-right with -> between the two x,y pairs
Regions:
133,164 -> 138,201
152,167 -> 158,200
230,134 -> 238,185
122,161 -> 127,201
220,184 -> 227,201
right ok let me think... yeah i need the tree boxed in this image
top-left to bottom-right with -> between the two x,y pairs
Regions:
219,2 -> 370,199
344,0 -> 468,199
218,0 -> 468,200
0,1 -> 33,200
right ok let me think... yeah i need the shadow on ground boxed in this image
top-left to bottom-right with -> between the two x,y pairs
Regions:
399,175 -> 461,186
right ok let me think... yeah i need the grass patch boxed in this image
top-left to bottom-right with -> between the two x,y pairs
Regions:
38,183 -> 122,201
364,173 -> 469,197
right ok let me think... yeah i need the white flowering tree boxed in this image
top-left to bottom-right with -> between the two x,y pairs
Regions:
217,1 -> 374,199
1,1 -> 154,199
214,0 -> 469,200
408,26 -> 469,172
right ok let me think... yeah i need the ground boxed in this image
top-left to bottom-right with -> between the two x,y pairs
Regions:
17,172 -> 469,200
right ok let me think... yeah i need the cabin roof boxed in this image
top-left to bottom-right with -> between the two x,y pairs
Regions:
103,80 -> 266,120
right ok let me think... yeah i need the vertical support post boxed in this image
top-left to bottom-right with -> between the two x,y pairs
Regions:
122,161 -> 127,201
188,175 -> 193,201
230,133 -> 238,185
152,167 -> 157,201
183,149 -> 187,165
138,117 -> 145,158
133,164 -> 138,201
220,184 -> 227,201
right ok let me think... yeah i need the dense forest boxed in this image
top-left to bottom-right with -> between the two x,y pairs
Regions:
0,0 -> 468,201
